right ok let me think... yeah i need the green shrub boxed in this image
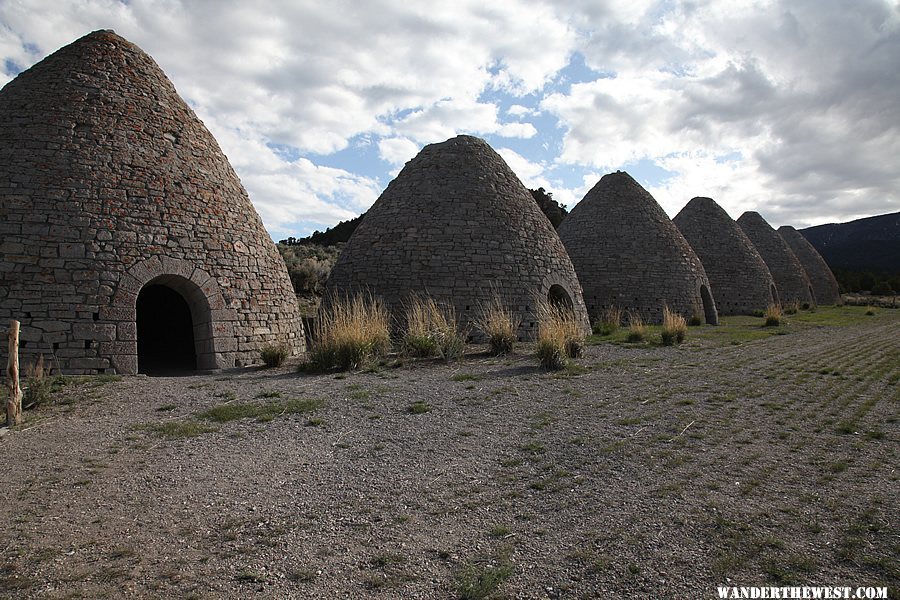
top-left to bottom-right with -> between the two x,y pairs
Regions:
871,280 -> 894,296
307,294 -> 391,371
259,342 -> 291,368
474,293 -> 520,355
592,306 -> 622,336
276,243 -> 341,295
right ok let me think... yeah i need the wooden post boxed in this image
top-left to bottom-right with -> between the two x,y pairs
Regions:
6,320 -> 23,427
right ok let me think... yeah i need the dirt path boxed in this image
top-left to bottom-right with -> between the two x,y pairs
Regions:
1,309 -> 897,599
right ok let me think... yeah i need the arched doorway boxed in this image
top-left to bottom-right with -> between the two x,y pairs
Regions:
548,284 -> 574,311
137,284 -> 197,374
770,284 -> 779,306
700,284 -> 718,325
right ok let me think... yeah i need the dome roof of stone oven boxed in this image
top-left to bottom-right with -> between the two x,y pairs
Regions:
737,212 -> 814,305
0,30 -> 303,374
778,225 -> 841,305
323,135 -> 589,339
673,197 -> 778,316
557,172 -> 718,325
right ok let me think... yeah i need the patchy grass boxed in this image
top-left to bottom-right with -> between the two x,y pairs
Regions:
138,421 -> 220,439
454,550 -> 514,600
197,398 -> 323,423
407,401 -> 431,414
451,373 -> 482,382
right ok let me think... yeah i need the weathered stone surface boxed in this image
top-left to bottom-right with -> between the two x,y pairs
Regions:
737,212 -> 814,305
324,135 -> 589,339
558,172 -> 719,325
777,226 -> 842,305
0,30 -> 304,374
674,197 -> 778,316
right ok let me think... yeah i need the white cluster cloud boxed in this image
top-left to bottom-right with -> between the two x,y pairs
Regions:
1,0 -> 898,234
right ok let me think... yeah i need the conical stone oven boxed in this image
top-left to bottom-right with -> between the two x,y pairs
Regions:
323,135 -> 589,339
558,172 -> 719,325
0,30 -> 304,374
674,197 -> 778,316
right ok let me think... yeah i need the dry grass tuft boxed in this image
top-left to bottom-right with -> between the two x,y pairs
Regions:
401,295 -> 466,361
592,306 -> 623,336
661,305 -> 688,346
783,300 -> 800,315
764,303 -> 783,327
536,300 -> 585,370
626,312 -> 647,342
307,293 -> 391,371
474,294 -> 520,355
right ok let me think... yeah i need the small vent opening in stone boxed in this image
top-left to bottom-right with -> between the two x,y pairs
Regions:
137,284 -> 197,375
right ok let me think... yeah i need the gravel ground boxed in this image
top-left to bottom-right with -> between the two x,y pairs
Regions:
1,309 -> 897,599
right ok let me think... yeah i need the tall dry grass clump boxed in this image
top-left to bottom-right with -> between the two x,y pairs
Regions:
660,305 -> 688,346
592,306 -> 623,336
783,300 -> 800,315
536,300 -> 585,370
401,295 -> 466,361
307,293 -> 391,371
763,303 -> 783,326
474,294 -> 520,355
625,311 -> 647,342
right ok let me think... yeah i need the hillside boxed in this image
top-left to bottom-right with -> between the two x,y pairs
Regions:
800,211 -> 900,274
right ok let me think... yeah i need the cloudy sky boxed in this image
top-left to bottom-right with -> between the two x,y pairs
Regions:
2,0 -> 898,238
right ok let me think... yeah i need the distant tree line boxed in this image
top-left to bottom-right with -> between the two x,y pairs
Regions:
832,268 -> 899,295
279,188 -> 568,248
277,189 -> 569,298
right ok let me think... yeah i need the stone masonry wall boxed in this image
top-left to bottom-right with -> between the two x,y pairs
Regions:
674,197 -> 777,316
737,212 -> 814,306
558,172 -> 719,325
778,226 -> 841,305
0,30 -> 303,374
324,135 -> 589,340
